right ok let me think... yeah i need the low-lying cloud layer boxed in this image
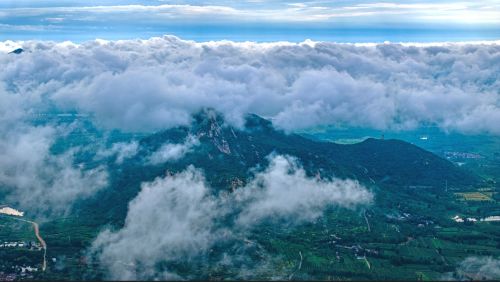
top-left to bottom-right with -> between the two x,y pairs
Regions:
1,36 -> 499,134
444,256 -> 500,280
146,135 -> 199,165
91,155 -> 372,280
0,89 -> 108,217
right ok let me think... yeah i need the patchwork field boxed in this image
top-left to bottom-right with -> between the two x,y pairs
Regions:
455,192 -> 494,201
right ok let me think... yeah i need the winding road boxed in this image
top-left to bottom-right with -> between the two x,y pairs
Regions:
363,209 -> 371,232
30,220 -> 47,271
288,251 -> 303,280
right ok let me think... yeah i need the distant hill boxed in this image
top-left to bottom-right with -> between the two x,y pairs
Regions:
8,48 -> 23,54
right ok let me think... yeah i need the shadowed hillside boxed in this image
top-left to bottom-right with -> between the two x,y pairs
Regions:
90,110 -> 478,222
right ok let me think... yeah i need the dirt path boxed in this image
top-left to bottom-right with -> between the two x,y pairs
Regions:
288,251 -> 303,280
434,248 -> 448,266
364,257 -> 371,270
30,221 -> 47,271
363,210 -> 371,232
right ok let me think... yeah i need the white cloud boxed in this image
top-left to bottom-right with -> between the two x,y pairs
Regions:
147,135 -> 199,165
2,2 -> 499,23
4,4 -> 241,16
92,166 -> 220,280
2,36 -> 498,135
444,256 -> 500,280
235,155 -> 373,226
0,123 -> 108,217
96,141 -> 139,164
91,154 -> 371,279
0,83 -> 108,218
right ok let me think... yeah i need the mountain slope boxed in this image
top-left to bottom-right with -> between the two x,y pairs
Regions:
36,111 -> 495,281
142,112 -> 476,187
91,111 -> 477,222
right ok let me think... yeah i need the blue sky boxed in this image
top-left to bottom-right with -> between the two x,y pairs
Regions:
1,0 -> 499,42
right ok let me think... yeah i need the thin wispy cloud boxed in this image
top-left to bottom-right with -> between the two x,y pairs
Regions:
1,1 -> 499,41
3,1 -> 499,23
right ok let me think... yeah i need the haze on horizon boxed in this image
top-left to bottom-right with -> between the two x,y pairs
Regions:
1,0 -> 500,42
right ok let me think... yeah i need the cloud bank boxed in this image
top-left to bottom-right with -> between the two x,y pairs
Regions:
0,88 -> 108,217
91,155 -> 372,280
444,256 -> 500,280
1,36 -> 499,135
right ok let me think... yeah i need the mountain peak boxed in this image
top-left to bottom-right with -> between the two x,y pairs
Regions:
244,113 -> 274,131
8,48 -> 23,54
141,111 -> 478,188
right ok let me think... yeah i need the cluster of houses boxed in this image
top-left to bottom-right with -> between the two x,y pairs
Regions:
444,151 -> 483,159
452,215 -> 500,223
19,266 -> 38,273
0,267 -> 38,281
386,212 -> 435,228
452,215 -> 476,223
0,272 -> 16,281
0,241 -> 42,251
0,266 -> 38,281
337,244 -> 379,260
